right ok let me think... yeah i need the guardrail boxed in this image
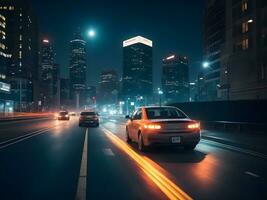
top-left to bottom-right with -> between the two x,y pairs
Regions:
0,113 -> 53,122
200,121 -> 267,134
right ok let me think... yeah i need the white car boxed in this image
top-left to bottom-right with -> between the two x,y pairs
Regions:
126,106 -> 201,151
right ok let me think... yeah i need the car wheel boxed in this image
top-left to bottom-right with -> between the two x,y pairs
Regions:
184,144 -> 196,151
126,128 -> 132,143
138,133 -> 146,152
95,123 -> 99,127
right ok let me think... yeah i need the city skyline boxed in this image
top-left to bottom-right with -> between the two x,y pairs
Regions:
33,0 -> 204,87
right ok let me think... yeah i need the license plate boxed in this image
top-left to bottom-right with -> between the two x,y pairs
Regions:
171,137 -> 181,144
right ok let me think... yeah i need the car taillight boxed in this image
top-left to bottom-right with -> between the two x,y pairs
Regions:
187,123 -> 200,129
144,124 -> 161,130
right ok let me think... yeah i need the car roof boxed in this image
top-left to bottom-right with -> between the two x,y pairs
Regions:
141,106 -> 178,109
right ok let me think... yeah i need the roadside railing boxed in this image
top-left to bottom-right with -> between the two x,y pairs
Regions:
200,121 -> 267,134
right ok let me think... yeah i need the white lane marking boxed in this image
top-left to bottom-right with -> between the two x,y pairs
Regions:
0,127 -> 51,145
0,127 -> 54,150
103,148 -> 115,156
245,171 -> 260,178
75,128 -> 88,200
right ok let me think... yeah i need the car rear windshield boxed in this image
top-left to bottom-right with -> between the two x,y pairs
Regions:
145,107 -> 187,119
81,112 -> 96,116
59,111 -> 68,115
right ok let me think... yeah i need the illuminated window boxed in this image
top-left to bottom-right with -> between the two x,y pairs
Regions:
242,38 -> 249,50
19,35 -> 22,41
242,22 -> 248,33
19,44 -> 22,48
242,0 -> 248,12
19,51 -> 22,59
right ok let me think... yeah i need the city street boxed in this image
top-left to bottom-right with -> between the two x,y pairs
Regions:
0,117 -> 266,200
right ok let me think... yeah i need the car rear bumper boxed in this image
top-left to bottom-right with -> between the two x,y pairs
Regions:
142,131 -> 200,146
79,120 -> 99,126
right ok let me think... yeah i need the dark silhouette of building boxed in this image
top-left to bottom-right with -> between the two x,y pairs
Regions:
98,69 -> 118,105
162,54 -> 189,103
60,78 -> 70,109
203,0 -> 226,101
39,39 -> 56,111
122,36 -> 153,102
0,0 -> 39,111
220,0 -> 267,100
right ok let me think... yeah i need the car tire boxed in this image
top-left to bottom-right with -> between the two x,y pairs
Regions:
184,144 -> 196,151
126,128 -> 132,143
95,123 -> 99,127
138,133 -> 146,152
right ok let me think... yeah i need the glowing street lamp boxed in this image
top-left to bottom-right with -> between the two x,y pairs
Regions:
202,62 -> 210,68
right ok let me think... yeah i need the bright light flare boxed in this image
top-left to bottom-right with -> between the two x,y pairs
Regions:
202,62 -> 209,68
88,29 -> 95,38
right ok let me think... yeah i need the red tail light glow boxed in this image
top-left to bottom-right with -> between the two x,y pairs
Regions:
144,124 -> 161,130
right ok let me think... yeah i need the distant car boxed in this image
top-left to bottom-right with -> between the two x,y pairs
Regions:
79,111 -> 99,127
125,106 -> 200,152
57,111 -> 70,120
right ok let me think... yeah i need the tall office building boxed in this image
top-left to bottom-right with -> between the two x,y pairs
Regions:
98,69 -> 118,105
162,54 -> 189,103
203,0 -> 226,101
122,36 -> 153,101
219,0 -> 267,100
0,12 -> 12,112
39,39 -> 55,110
69,30 -> 87,97
0,0 -> 39,111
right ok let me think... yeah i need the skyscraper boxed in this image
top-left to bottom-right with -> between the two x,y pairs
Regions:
98,69 -> 118,105
69,30 -> 87,97
219,0 -> 267,100
122,36 -> 153,101
39,39 -> 55,110
203,0 -> 226,101
0,0 -> 39,111
0,12 -> 12,112
162,54 -> 189,103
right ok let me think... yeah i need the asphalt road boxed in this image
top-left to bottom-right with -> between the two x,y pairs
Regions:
0,116 -> 266,200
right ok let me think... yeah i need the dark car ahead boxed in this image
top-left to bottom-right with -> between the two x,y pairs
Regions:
79,111 -> 99,127
57,111 -> 70,120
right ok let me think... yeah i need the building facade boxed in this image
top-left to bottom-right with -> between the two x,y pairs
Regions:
69,31 -> 87,95
98,69 -> 118,105
122,36 -> 153,102
39,39 -> 56,111
203,0 -> 226,101
220,0 -> 267,100
0,0 -> 39,111
162,54 -> 189,103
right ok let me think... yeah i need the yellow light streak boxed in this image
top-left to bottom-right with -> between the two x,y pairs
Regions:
102,127 -> 193,200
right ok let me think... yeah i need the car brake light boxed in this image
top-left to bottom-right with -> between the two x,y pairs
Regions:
144,124 -> 161,130
187,123 -> 200,129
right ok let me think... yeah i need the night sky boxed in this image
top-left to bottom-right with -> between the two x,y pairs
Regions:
33,0 -> 204,88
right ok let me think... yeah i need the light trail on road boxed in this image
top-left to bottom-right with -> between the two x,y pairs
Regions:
102,127 -> 193,200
